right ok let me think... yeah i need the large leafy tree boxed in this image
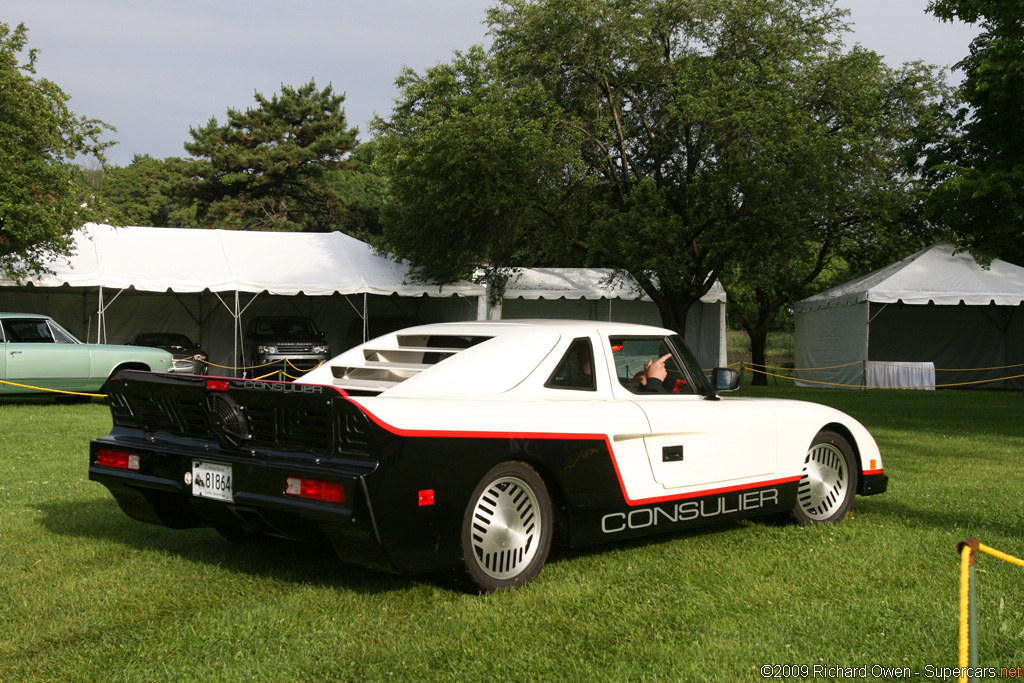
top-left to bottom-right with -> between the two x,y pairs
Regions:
721,44 -> 951,382
185,80 -> 359,232
375,0 -> 947,349
374,45 -> 583,277
925,0 -> 1024,264
96,155 -> 200,228
0,22 -> 113,280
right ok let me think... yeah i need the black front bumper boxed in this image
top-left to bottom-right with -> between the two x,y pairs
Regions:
860,472 -> 889,496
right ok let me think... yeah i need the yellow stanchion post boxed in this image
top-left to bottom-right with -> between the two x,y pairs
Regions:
954,539 -> 1024,679
956,539 -> 979,682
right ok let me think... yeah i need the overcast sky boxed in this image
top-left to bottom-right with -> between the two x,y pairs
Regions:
10,0 -> 979,166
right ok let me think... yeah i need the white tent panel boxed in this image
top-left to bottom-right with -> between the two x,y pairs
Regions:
795,243 -> 1024,390
503,267 -> 727,303
11,224 -> 483,297
798,242 -> 1024,310
794,301 -> 868,388
0,225 -> 727,374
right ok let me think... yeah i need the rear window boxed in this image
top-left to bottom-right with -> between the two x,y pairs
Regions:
545,338 -> 596,391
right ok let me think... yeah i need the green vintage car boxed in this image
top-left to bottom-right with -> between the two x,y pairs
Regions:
1,312 -> 173,399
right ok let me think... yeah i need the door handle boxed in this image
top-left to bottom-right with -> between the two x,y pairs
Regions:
662,445 -> 683,462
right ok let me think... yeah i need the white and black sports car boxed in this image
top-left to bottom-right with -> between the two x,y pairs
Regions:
89,320 -> 887,592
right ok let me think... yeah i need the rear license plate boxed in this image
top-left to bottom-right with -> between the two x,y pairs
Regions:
192,461 -> 233,502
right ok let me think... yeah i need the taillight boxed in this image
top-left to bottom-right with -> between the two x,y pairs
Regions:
206,379 -> 230,391
285,477 -> 345,504
96,449 -> 140,471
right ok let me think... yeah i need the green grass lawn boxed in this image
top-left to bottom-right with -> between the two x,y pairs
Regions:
2,387 -> 1023,682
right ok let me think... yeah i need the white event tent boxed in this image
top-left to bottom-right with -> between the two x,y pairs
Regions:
0,224 -> 483,374
794,243 -> 1024,390
502,268 -> 728,368
1,224 -> 728,374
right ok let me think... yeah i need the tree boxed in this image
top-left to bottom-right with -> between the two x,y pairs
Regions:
374,45 -> 584,280
925,0 -> 1024,264
374,0 -> 947,351
325,141 -> 388,239
184,80 -> 359,232
720,47 -> 952,383
96,155 -> 200,228
0,22 -> 113,281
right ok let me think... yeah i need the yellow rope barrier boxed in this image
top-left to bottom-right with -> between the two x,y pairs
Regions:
0,378 -> 105,397
743,364 -> 1024,390
924,362 -> 1024,372
744,366 -> 868,388
205,359 -> 281,371
5,357 -> 1022,397
978,543 -> 1024,569
754,360 -> 1024,374
1,356 -> 325,398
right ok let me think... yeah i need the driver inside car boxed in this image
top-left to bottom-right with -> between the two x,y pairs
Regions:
623,353 -> 675,393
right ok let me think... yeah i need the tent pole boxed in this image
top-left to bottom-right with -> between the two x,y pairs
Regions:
83,289 -> 91,343
97,288 -> 105,343
863,302 -> 870,390
363,293 -> 368,343
234,291 -> 240,377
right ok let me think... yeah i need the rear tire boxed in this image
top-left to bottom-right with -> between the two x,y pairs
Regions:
458,461 -> 552,592
792,430 -> 858,524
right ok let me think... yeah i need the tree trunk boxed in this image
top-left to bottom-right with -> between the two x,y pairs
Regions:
651,291 -> 699,337
747,324 -> 770,386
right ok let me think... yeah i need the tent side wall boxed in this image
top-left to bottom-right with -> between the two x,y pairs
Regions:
0,285 -> 482,377
868,303 -> 1024,390
794,301 -> 869,388
0,286 -> 99,342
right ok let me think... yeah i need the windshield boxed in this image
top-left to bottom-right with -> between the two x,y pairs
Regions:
254,318 -> 319,336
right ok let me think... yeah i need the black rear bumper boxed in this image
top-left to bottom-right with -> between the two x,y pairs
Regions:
89,438 -> 396,573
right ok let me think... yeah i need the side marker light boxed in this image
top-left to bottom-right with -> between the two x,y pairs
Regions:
418,489 -> 435,507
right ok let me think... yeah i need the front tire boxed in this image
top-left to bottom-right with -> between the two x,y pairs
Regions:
458,461 -> 552,592
792,430 -> 858,524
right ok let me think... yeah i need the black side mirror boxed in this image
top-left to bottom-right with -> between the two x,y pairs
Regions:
709,368 -> 740,398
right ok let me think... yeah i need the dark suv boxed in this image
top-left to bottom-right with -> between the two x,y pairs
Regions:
245,316 -> 330,380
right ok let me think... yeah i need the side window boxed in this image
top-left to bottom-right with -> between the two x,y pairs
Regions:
610,336 -> 695,395
3,319 -> 55,343
545,337 -> 596,391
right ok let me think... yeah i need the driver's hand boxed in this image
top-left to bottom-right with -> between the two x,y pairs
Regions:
646,353 -> 671,382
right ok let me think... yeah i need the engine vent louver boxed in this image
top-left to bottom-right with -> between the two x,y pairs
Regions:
327,334 -> 491,393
